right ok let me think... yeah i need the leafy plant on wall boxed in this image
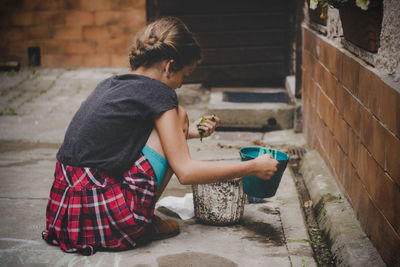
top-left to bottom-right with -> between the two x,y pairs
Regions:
309,0 -> 370,12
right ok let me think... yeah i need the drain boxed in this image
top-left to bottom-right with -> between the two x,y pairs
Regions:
249,141 -> 307,162
267,118 -> 277,126
286,147 -> 307,161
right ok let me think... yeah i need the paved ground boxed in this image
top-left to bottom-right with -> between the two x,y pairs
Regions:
0,68 -> 316,266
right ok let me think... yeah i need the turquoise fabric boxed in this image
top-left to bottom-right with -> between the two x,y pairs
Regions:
141,145 -> 167,189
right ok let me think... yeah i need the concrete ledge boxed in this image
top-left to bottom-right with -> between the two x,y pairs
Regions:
207,87 -> 294,130
300,150 -> 386,267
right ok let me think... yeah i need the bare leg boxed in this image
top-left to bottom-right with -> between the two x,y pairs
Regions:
145,105 -> 189,202
155,166 -> 174,202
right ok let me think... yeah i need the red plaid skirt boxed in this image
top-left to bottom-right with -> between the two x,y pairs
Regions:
42,154 -> 157,255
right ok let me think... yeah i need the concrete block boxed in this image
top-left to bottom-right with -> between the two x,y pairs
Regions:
207,87 -> 294,130
192,179 -> 245,225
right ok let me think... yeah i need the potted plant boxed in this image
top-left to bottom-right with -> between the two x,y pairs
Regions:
309,4 -> 328,25
309,0 -> 383,52
308,0 -> 328,26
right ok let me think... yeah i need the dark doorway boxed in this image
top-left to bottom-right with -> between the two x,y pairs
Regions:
147,0 -> 295,86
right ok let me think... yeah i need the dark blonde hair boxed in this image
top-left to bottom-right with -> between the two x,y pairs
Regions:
129,17 -> 202,72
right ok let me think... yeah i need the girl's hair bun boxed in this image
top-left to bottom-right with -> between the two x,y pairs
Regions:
129,17 -> 201,72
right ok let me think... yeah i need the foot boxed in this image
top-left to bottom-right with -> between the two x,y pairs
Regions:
148,215 -> 180,241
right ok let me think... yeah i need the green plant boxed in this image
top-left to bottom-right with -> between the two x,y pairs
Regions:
301,259 -> 309,267
7,70 -> 16,76
1,105 -> 17,116
310,0 -> 370,17
197,115 -> 216,142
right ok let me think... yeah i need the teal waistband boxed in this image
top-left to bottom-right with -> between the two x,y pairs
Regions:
141,145 -> 167,190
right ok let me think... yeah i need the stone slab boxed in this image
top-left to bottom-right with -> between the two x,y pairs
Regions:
0,138 -> 317,267
0,174 -> 312,267
0,68 -> 317,266
0,68 -> 127,143
275,170 -> 316,267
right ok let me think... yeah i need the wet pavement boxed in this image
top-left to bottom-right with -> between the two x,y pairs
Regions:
0,68 -> 315,266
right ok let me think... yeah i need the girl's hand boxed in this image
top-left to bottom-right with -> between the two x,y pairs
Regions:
188,115 -> 221,140
251,154 -> 279,180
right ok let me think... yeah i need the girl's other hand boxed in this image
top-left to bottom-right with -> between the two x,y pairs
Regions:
188,115 -> 221,139
251,154 -> 279,180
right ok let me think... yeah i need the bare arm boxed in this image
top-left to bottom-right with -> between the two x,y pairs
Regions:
155,108 -> 278,185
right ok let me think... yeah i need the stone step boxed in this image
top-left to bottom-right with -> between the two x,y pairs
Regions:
207,86 -> 295,130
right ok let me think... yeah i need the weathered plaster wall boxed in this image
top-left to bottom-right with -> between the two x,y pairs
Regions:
326,7 -> 342,46
375,0 -> 400,80
313,0 -> 400,84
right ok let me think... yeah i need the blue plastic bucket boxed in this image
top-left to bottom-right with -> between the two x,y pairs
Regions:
239,147 -> 289,198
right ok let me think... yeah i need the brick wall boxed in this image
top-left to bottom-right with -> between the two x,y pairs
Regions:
0,0 -> 146,68
302,26 -> 400,266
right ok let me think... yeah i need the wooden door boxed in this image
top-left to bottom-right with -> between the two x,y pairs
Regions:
147,0 -> 293,86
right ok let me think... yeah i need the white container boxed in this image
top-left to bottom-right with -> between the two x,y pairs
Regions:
192,179 -> 245,225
